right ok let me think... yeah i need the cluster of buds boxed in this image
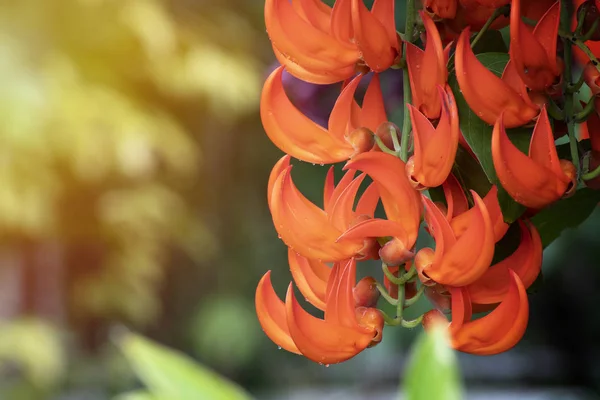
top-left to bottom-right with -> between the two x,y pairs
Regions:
256,0 -> 600,364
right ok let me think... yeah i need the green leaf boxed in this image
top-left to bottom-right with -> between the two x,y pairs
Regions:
531,188 -> 600,248
472,30 -> 508,54
114,390 -> 161,400
403,326 -> 463,400
116,331 -> 252,400
448,52 -> 529,223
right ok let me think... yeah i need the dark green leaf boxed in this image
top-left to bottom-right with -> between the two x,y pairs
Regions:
448,52 -> 529,223
531,188 -> 600,248
472,31 -> 508,54
403,326 -> 463,400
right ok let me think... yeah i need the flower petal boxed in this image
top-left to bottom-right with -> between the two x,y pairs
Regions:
466,220 -> 542,304
255,271 -> 301,354
351,0 -> 397,71
455,28 -> 538,128
492,110 -> 569,208
344,152 -> 422,246
288,249 -> 331,311
261,66 -> 354,163
271,166 -> 362,261
453,270 -> 529,355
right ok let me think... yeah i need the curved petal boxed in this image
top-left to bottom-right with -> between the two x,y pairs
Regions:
328,74 -> 363,141
351,0 -> 397,71
359,74 -> 388,132
331,0 -> 354,43
455,28 -> 538,128
338,218 -> 409,243
324,259 -> 359,328
509,0 -> 559,91
423,192 -> 494,286
371,0 -> 400,51
288,249 -> 331,310
467,220 -> 542,304
255,272 -> 301,354
354,183 -> 380,217
266,0 -> 359,72
285,283 -> 373,364
261,66 -> 354,163
273,45 -> 355,84
409,85 -> 459,188
292,0 -> 332,33
442,173 -> 469,220
492,111 -> 569,209
453,270 -> 529,355
529,106 -> 568,179
406,12 -> 447,119
268,155 -> 292,210
329,174 -> 367,230
325,170 -> 357,215
450,186 -> 508,242
271,167 -> 363,261
344,152 -> 422,246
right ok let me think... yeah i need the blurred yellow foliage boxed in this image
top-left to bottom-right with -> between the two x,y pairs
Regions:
0,0 -> 264,384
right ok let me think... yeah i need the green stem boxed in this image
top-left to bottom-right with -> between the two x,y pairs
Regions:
401,315 -> 424,328
376,282 -> 399,306
561,0 -> 581,174
400,0 -> 416,162
559,28 -> 600,73
582,164 -> 600,181
396,281 -> 406,322
447,5 -> 508,70
404,284 -> 425,307
470,5 -> 510,49
574,97 -> 599,122
567,71 -> 587,93
372,131 -> 399,156
382,263 -> 402,285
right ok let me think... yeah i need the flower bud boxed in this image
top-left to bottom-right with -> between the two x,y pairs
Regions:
422,309 -> 448,332
353,277 -> 380,308
423,0 -> 458,19
560,159 -> 577,198
414,247 -> 436,286
374,122 -> 400,153
355,307 -> 384,347
346,127 -> 375,157
379,238 -> 415,266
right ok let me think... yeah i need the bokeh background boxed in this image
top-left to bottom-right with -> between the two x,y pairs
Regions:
0,0 -> 599,399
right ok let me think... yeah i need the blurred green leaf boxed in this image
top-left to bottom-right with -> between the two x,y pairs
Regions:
114,390 -> 160,400
449,52 -> 529,223
531,188 -> 600,248
403,326 -> 463,400
117,331 -> 252,400
472,30 -> 508,54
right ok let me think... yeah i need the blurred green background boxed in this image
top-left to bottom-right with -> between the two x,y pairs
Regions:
0,0 -> 599,399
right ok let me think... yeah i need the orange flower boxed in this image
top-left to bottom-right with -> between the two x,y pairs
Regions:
441,173 -> 469,220
288,249 -> 332,311
423,0 -> 458,19
467,220 -> 542,304
425,269 -> 529,355
415,192 -> 494,287
269,157 -> 380,262
449,186 -> 509,243
455,28 -> 539,128
337,152 -> 422,265
406,12 -> 448,119
509,0 -> 561,92
261,67 -> 387,164
266,0 -> 400,84
492,107 -> 572,209
406,85 -> 460,189
255,259 -> 384,364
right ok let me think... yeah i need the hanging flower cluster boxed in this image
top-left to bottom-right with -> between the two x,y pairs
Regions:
256,0 -> 600,364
